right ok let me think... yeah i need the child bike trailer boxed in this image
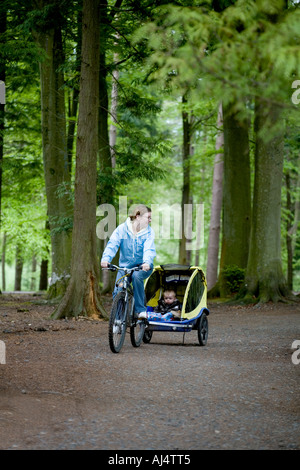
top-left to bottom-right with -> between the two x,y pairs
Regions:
144,264 -> 209,345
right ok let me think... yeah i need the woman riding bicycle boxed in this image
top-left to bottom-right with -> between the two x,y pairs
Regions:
100,204 -> 156,319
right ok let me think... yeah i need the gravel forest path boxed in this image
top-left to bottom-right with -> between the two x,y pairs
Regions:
0,293 -> 299,451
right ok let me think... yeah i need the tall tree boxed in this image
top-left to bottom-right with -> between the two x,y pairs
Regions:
285,169 -> 293,290
218,101 -> 251,296
53,0 -> 107,319
14,245 -> 23,291
33,0 -> 72,298
242,99 -> 290,302
207,101 -> 251,298
109,39 -> 119,170
98,0 -> 113,209
206,103 -> 224,290
97,0 -> 121,294
66,7 -> 82,176
0,5 -> 7,295
0,6 -> 6,249
179,93 -> 192,265
1,232 -> 6,291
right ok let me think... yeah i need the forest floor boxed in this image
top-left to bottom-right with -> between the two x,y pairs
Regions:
0,292 -> 299,452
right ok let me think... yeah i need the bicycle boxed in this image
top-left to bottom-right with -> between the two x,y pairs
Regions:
105,264 -> 147,353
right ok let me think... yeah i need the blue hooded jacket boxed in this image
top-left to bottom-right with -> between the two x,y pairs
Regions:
101,218 -> 156,268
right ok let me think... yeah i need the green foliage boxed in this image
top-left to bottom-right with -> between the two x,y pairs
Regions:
133,0 -> 300,124
110,67 -> 173,187
1,0 -> 299,294
48,216 -> 73,235
1,6 -> 49,270
221,265 -> 246,294
1,204 -> 50,265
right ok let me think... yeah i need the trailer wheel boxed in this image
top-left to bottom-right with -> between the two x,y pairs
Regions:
143,330 -> 153,343
198,313 -> 208,346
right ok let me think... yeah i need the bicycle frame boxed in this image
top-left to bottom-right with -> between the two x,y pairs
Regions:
106,264 -> 146,353
110,265 -> 137,325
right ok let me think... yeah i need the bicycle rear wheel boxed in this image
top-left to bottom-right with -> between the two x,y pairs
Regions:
109,291 -> 127,353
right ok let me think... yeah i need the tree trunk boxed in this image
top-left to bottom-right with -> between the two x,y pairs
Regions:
109,39 -> 119,170
179,94 -> 192,265
39,220 -> 49,291
14,245 -> 23,291
1,232 -> 6,291
215,101 -> 251,297
285,171 -> 293,290
206,103 -> 224,290
67,90 -> 79,176
66,10 -> 81,176
0,8 -> 6,295
34,5 -> 72,299
98,0 -> 116,294
39,258 -> 48,291
98,0 -> 113,208
0,7 -> 5,218
288,155 -> 300,254
53,0 -> 107,320
243,99 -> 290,302
31,255 -> 37,291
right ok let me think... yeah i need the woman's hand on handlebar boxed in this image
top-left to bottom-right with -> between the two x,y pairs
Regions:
101,261 -> 109,268
141,263 -> 150,271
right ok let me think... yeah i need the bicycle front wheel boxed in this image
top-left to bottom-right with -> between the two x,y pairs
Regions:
109,291 -> 127,353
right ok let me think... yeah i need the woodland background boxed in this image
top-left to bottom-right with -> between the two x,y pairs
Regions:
0,0 -> 299,319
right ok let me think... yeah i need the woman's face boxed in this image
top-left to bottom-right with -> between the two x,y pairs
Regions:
138,211 -> 152,229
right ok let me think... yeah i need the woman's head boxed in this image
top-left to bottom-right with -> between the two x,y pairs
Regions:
129,204 -> 151,220
129,204 -> 152,230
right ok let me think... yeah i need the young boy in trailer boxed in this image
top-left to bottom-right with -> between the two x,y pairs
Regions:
147,288 -> 181,322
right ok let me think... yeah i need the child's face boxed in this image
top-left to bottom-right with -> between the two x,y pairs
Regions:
163,291 -> 176,305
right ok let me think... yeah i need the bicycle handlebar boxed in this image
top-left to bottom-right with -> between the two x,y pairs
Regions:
103,264 -> 143,273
